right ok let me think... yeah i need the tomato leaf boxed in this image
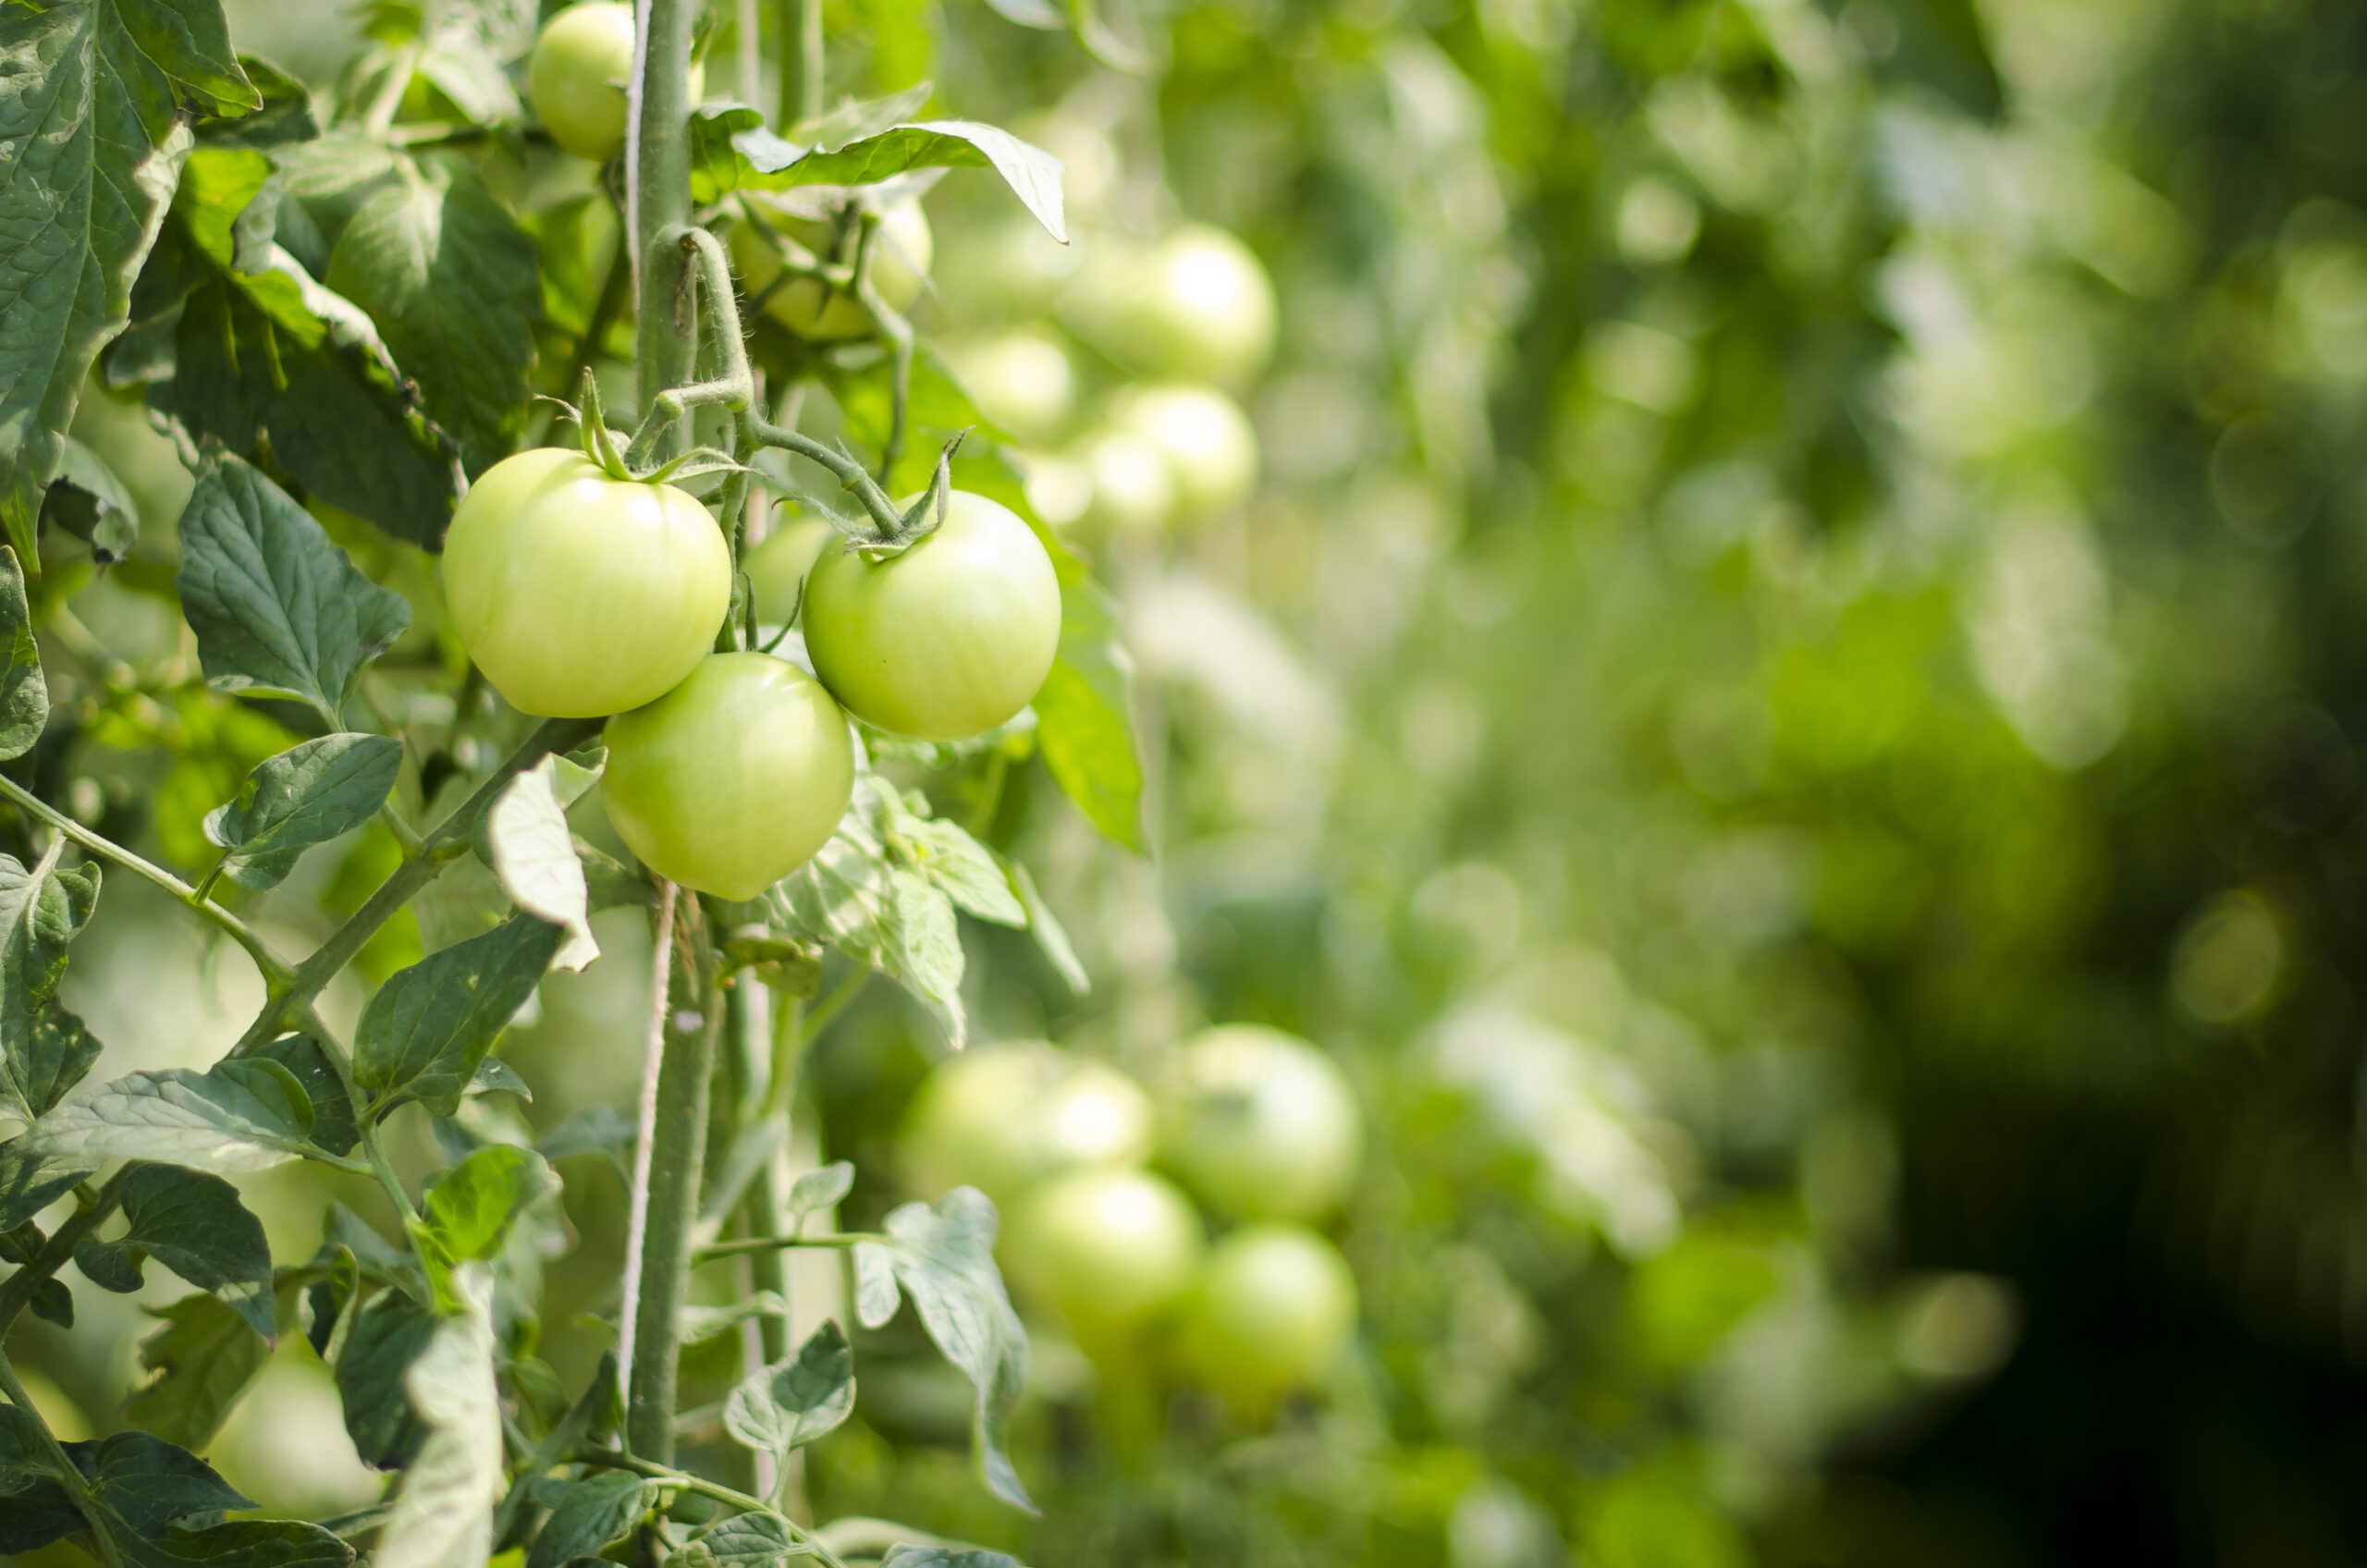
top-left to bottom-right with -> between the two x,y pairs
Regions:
40,435 -> 141,562
485,754 -> 600,972
1,1003 -> 104,1129
251,1033 -> 358,1156
691,103 -> 1065,240
0,1427 -> 358,1566
337,1289 -> 435,1469
415,1143 -> 554,1307
73,1163 -> 276,1338
0,1137 -> 98,1231
352,913 -> 562,1118
522,1471 -> 652,1568
23,1057 -> 320,1174
172,450 -> 413,726
0,545 -> 47,761
374,1262 -> 504,1568
1007,863 -> 1087,996
850,1188 -> 1035,1514
880,1550 -> 1028,1568
723,1317 -> 855,1465
325,164 -> 541,475
0,0 -> 257,572
205,733 -> 404,890
0,841 -> 104,1129
122,1292 -> 270,1452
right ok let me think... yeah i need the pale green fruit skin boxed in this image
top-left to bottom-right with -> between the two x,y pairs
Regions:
731,200 -> 933,341
443,447 -> 730,719
1162,1025 -> 1364,1221
528,3 -> 704,164
1115,383 -> 1259,520
1073,428 -> 1173,534
1075,225 -> 1276,386
743,515 -> 835,624
1181,1223 -> 1358,1402
1005,1168 -> 1204,1335
601,653 -> 853,900
802,490 -> 1061,742
901,1044 -> 1154,1205
951,330 -> 1075,444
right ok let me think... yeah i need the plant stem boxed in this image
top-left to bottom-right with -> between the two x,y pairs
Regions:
731,986 -> 794,1365
625,904 -> 721,1462
571,1448 -> 852,1568
693,1231 -> 870,1263
632,0 -> 699,463
780,0 -> 822,127
0,1349 -> 126,1568
0,775 -> 293,989
0,1173 -> 126,1338
616,880 -> 677,1418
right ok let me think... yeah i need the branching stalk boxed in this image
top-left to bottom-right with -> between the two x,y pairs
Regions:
616,879 -> 678,1416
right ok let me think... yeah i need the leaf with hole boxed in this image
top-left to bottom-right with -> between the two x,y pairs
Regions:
205,733 -> 404,891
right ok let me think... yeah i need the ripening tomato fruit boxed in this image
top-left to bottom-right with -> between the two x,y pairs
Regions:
1004,1167 -> 1205,1339
527,3 -> 705,164
1161,1025 -> 1364,1222
950,330 -> 1076,445
901,1043 -> 1154,1205
443,447 -> 730,719
730,197 -> 933,341
1073,428 -> 1173,535
1068,225 -> 1276,387
600,653 -> 853,900
802,490 -> 1061,742
1114,383 -> 1259,521
1180,1223 -> 1358,1405
742,510 -> 836,625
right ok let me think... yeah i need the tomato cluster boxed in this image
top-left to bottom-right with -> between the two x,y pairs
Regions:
901,1028 -> 1364,1410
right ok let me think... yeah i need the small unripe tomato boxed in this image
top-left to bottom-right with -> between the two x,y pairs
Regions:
1073,428 -> 1173,535
1161,1025 -> 1363,1222
1072,225 -> 1275,387
443,447 -> 730,719
1114,383 -> 1259,520
730,198 -> 933,341
802,490 -> 1061,742
1180,1223 -> 1358,1403
742,509 -> 835,625
1004,1168 -> 1204,1337
901,1043 -> 1153,1205
949,330 -> 1075,444
600,652 -> 853,900
527,3 -> 705,164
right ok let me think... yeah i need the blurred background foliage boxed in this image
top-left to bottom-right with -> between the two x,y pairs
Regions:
15,0 -> 2367,1563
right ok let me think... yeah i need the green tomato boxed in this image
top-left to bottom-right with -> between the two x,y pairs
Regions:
600,653 -> 853,900
527,3 -> 705,164
1004,1168 -> 1204,1337
1070,225 -> 1276,387
802,490 -> 1061,742
1180,1223 -> 1358,1403
1114,383 -> 1260,520
742,511 -> 835,625
949,330 -> 1075,445
901,1043 -> 1154,1205
730,197 -> 933,341
1161,1025 -> 1364,1222
443,447 -> 730,719
1073,428 -> 1173,535
933,214 -> 1082,323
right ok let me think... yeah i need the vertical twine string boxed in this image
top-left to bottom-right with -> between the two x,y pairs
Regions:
615,878 -> 678,1410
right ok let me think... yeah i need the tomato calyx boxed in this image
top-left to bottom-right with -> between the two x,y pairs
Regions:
535,367 -> 748,490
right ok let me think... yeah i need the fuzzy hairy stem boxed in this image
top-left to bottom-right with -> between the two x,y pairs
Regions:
616,881 -> 677,1419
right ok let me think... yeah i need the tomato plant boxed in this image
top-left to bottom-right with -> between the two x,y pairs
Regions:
527,2 -> 704,164
742,508 -> 834,625
731,195 -> 934,341
1004,1167 -> 1206,1343
1178,1223 -> 1359,1404
1113,383 -> 1260,521
802,489 -> 1062,741
1161,1025 -> 1365,1222
900,1043 -> 1153,1204
442,445 -> 731,718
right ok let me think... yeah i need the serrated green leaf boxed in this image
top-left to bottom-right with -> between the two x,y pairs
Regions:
901,817 -> 1025,926
29,1429 -> 355,1567
122,1292 -> 269,1451
0,1136 -> 97,1231
724,1317 -> 855,1462
789,1159 -> 854,1222
354,913 -> 563,1117
40,434 -> 141,561
524,1471 -> 651,1568
416,1143 -> 555,1304
73,1163 -> 276,1336
0,840 -> 104,1126
173,451 -> 413,725
0,0 -> 255,570
376,1261 -> 503,1568
1032,572 -> 1144,851
850,1188 -> 1033,1513
325,165 -> 539,475
1007,863 -> 1086,996
678,1290 -> 789,1345
671,1513 -> 816,1566
204,732 -> 403,890
199,55 -> 317,150
337,1288 -> 435,1469
3,1003 -> 104,1128
769,777 -> 967,1047
23,1057 -> 319,1174
709,116 -> 1066,242
879,1550 -> 1026,1568
0,545 -> 45,761
253,1033 -> 358,1156
487,755 -> 598,972
28,1275 -> 72,1327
